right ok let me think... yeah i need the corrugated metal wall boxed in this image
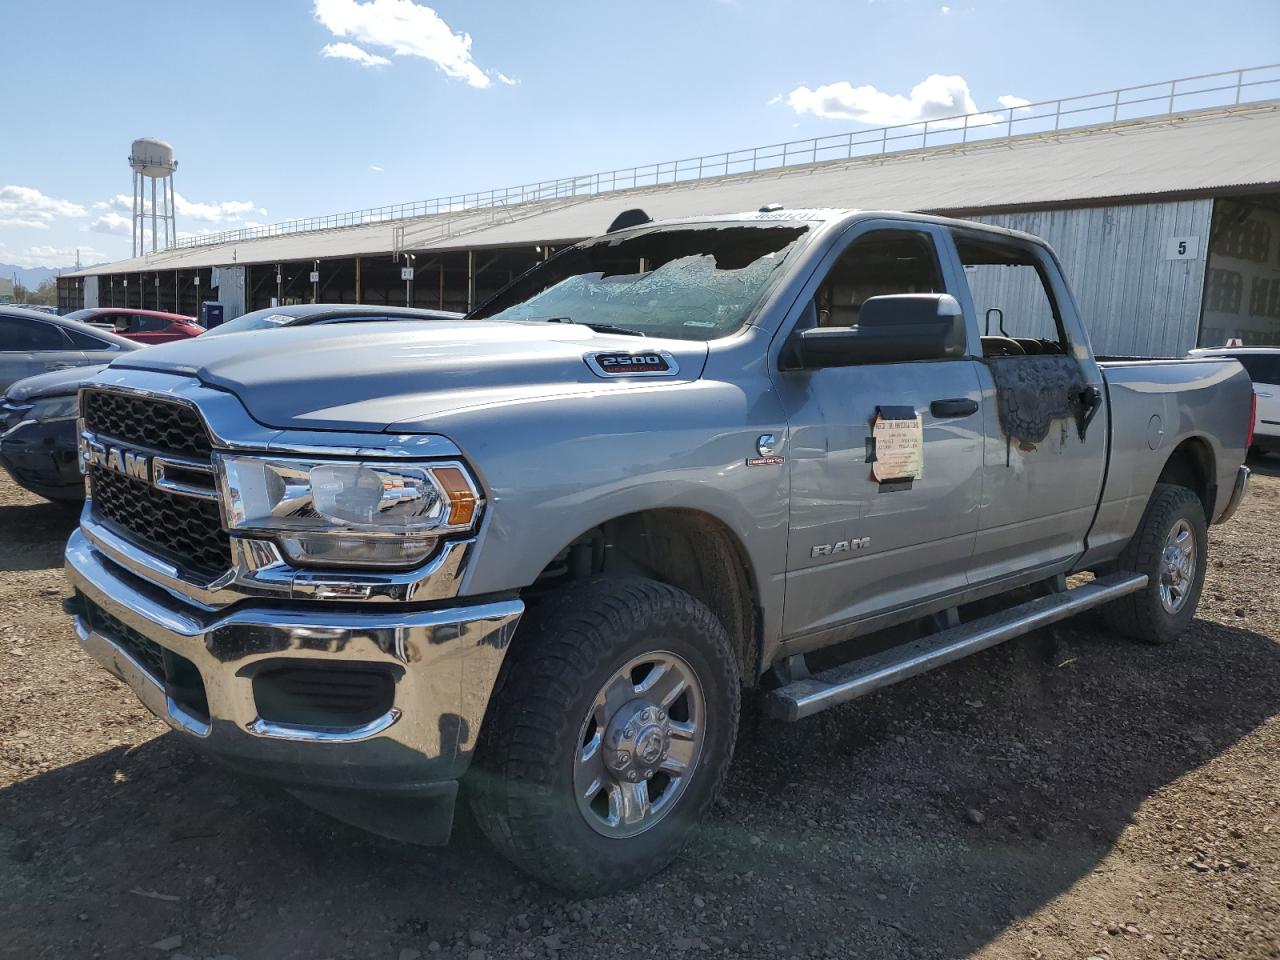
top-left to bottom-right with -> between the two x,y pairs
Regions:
971,199 -> 1212,357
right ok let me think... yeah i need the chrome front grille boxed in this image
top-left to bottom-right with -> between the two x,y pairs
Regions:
87,465 -> 229,578
82,389 -> 213,460
82,389 -> 229,581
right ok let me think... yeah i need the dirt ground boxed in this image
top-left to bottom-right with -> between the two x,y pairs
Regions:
1,461 -> 1277,960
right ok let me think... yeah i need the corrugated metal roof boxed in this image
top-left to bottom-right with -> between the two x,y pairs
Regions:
69,103 -> 1280,277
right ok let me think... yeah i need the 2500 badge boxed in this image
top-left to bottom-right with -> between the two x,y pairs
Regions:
585,351 -> 680,378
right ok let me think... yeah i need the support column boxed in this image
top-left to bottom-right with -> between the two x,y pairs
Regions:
467,249 -> 474,312
355,256 -> 361,304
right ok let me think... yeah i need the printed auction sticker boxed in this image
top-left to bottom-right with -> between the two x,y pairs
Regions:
871,414 -> 924,482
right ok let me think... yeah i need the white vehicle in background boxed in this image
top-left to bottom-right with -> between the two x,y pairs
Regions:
1190,347 -> 1280,456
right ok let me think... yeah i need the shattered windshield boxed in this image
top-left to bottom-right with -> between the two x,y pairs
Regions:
473,223 -> 809,341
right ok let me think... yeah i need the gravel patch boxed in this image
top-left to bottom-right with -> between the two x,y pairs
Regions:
1,461 -> 1277,959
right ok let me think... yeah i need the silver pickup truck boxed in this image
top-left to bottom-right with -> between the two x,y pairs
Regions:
63,209 -> 1253,894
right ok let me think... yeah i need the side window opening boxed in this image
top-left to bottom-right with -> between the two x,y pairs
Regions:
955,235 -> 1068,358
811,229 -> 943,329
0,317 -> 74,351
1233,353 -> 1280,386
63,327 -> 114,350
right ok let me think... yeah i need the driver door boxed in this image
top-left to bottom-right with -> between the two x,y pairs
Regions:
771,222 -> 985,644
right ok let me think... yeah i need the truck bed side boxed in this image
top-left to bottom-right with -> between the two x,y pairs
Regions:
1083,357 -> 1253,565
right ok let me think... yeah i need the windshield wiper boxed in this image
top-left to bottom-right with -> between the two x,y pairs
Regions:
534,316 -> 647,338
584,322 -> 646,338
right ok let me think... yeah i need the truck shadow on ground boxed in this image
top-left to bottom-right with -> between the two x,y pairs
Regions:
0,500 -> 79,572
1246,450 -> 1280,479
2,611 -> 1277,959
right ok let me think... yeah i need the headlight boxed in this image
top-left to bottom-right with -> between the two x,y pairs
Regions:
218,455 -> 481,569
28,394 -> 80,422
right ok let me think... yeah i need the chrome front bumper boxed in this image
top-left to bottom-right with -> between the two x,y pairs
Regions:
1216,465 -> 1250,524
65,528 -> 522,797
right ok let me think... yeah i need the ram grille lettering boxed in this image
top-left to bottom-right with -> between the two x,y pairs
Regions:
87,442 -> 151,482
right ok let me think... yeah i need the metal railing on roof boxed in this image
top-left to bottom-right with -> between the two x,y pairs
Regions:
174,63 -> 1280,251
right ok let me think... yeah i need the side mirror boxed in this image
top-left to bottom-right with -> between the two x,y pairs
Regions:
783,293 -> 968,369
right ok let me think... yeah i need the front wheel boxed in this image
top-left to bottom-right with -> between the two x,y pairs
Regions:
469,576 -> 740,895
1103,483 -> 1208,645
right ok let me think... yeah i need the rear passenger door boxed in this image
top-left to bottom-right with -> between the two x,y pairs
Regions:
773,222 -> 986,642
948,229 -> 1108,584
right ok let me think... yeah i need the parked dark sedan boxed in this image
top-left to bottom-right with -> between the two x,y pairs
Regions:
0,363 -> 110,501
0,304 -> 461,502
0,305 -> 137,393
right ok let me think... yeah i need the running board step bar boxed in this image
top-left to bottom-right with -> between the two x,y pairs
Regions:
766,572 -> 1148,721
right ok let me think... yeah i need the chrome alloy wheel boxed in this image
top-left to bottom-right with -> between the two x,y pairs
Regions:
1158,518 -> 1197,614
573,651 -> 705,839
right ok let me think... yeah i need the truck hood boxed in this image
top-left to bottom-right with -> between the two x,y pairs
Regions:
112,320 -> 710,431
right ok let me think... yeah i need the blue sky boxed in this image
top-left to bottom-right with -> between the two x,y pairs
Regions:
2,0 -> 1277,270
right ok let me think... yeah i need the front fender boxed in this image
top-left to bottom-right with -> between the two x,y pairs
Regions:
438,377 -> 789,625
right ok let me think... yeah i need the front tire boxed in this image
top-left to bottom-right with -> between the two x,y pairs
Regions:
469,576 -> 740,895
1102,483 -> 1208,645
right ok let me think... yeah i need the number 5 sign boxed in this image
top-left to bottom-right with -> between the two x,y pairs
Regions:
1165,236 -> 1200,260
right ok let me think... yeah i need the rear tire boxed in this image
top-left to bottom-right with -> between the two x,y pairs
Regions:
469,576 -> 740,896
1102,483 -> 1207,645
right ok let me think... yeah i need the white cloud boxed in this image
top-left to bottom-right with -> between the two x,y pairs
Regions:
313,0 -> 494,87
369,164 -> 384,172
785,74 -> 1029,130
787,74 -> 980,124
87,212 -> 132,236
998,94 -> 1032,110
496,72 -> 517,86
766,93 -> 783,106
175,193 -> 265,222
321,41 -> 391,67
941,5 -> 951,12
96,192 -> 265,224
0,185 -> 87,229
0,242 -> 106,269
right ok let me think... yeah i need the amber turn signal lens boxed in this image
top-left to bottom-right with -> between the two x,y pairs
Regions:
433,466 -> 479,527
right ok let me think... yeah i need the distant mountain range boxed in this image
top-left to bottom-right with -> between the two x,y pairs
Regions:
0,264 -> 62,290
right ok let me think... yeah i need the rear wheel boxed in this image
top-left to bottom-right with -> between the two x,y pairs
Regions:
469,576 -> 740,895
1103,483 -> 1207,645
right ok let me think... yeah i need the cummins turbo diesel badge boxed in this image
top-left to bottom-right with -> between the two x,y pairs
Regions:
584,351 -> 680,379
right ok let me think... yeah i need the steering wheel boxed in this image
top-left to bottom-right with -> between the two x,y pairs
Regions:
982,336 -> 1026,357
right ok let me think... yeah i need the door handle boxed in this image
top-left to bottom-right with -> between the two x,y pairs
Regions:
931,398 -> 978,417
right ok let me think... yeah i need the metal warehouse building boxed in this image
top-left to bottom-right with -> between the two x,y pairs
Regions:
59,66 -> 1280,357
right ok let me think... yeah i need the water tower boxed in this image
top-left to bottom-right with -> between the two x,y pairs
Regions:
129,138 -> 178,257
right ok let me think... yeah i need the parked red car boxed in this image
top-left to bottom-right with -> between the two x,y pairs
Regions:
63,308 -> 203,345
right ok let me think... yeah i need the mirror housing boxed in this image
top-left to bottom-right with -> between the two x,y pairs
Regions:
783,293 -> 968,369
